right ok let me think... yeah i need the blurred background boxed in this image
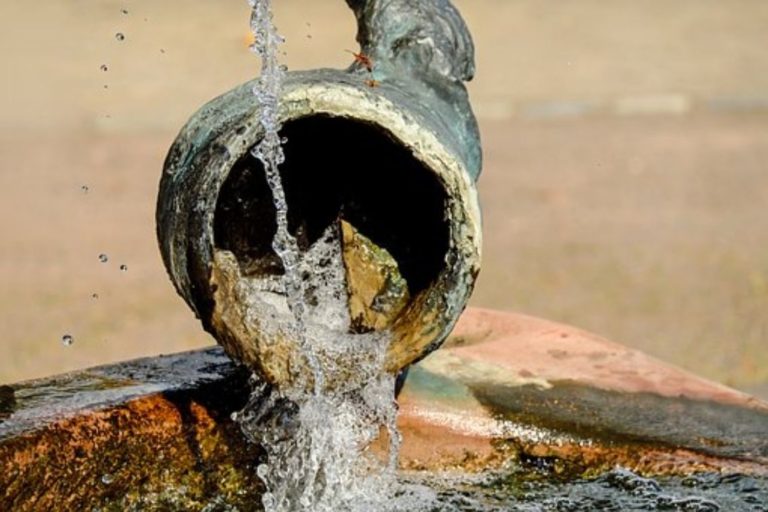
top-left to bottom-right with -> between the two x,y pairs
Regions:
1,1 -> 766,398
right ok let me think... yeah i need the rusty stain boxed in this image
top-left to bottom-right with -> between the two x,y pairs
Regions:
345,49 -> 374,72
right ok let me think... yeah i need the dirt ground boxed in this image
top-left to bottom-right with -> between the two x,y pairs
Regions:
1,1 -> 767,398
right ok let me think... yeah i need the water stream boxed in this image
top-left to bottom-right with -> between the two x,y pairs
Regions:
245,0 -> 321,395
235,2 -> 434,510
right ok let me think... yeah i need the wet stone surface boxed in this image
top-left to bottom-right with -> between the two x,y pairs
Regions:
0,349 -> 264,511
472,379 -> 768,463
421,467 -> 768,511
2,310 -> 768,510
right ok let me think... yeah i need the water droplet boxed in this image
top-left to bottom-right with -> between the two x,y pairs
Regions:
99,64 -> 108,72
101,473 -> 114,485
62,334 -> 74,346
99,253 -> 109,263
115,32 -> 125,42
119,264 -> 128,272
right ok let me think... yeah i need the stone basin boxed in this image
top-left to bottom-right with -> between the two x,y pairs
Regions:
1,308 -> 767,510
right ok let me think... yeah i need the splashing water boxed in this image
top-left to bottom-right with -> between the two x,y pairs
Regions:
235,2 -> 436,511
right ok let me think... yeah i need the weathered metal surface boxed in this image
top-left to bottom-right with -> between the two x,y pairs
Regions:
156,0 -> 482,387
344,0 -> 481,175
2,309 -> 767,510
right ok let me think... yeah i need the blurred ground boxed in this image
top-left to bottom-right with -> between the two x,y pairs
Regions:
0,1 -> 766,398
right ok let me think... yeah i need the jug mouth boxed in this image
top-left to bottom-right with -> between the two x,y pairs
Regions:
161,78 -> 481,388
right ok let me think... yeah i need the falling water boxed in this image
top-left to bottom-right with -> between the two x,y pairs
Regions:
236,2 -> 435,510
245,0 -> 323,395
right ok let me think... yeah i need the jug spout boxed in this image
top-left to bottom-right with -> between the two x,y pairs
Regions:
156,0 -> 482,388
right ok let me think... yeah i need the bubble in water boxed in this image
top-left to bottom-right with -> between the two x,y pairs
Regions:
99,253 -> 108,263
115,32 -> 125,41
99,64 -> 108,72
62,334 -> 74,346
119,264 -> 128,272
101,473 -> 114,485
